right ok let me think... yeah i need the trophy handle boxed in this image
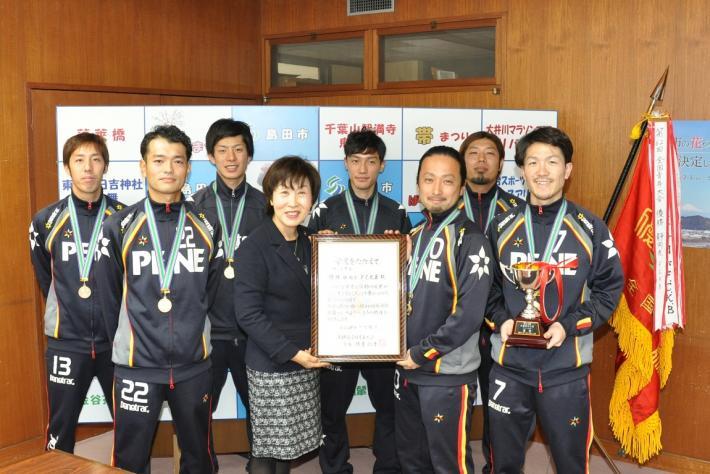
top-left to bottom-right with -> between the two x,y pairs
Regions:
539,258 -> 578,325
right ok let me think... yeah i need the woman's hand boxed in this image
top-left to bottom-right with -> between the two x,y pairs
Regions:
291,348 -> 331,369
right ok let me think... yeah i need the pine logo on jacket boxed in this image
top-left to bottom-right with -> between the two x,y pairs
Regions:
131,227 -> 207,276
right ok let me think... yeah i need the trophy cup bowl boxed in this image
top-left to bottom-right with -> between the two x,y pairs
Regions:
506,262 -> 549,349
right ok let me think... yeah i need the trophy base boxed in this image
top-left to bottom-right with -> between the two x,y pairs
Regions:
506,317 -> 548,349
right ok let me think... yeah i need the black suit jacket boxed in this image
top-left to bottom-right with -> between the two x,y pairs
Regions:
234,219 -> 312,373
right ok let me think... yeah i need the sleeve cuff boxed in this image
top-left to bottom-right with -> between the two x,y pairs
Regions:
273,342 -> 301,365
410,344 -> 439,366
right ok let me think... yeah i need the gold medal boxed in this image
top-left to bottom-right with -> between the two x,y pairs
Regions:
158,295 -> 172,313
78,283 -> 92,299
224,261 -> 235,280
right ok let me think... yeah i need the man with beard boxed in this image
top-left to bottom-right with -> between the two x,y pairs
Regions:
395,146 -> 492,473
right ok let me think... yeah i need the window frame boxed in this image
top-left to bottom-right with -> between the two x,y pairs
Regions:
264,30 -> 369,95
375,17 -> 501,91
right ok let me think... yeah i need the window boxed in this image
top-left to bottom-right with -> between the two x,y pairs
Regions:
377,19 -> 498,88
269,35 -> 365,91
264,17 -> 501,95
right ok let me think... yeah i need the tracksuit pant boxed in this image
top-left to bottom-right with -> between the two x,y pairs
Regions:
319,364 -> 400,473
209,338 -> 251,470
478,327 -> 494,474
112,370 -> 214,474
44,347 -> 113,453
394,369 -> 476,474
487,365 -> 593,474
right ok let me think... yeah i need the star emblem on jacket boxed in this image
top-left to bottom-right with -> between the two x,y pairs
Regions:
434,413 -> 444,423
569,416 -> 580,427
96,234 -> 111,261
138,235 -> 148,246
312,202 -> 327,218
469,246 -> 490,278
29,223 -> 39,249
602,231 -> 618,259
64,228 -> 73,239
513,237 -> 523,248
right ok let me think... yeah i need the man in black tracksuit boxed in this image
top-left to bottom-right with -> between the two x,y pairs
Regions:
459,131 -> 521,473
395,146 -> 492,473
309,130 -> 409,474
486,127 -> 623,473
29,133 -> 123,454
192,119 -> 266,468
95,125 -> 222,474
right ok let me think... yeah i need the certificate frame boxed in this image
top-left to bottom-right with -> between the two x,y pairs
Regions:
311,234 -> 407,362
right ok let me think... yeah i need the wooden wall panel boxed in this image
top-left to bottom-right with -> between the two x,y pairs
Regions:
261,0 -> 710,466
0,0 -> 261,461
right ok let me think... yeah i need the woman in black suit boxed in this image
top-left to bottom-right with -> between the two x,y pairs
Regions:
234,156 -> 329,474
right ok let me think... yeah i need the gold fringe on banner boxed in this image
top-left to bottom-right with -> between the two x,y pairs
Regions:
609,295 -> 654,386
608,294 -> 664,463
657,329 -> 675,388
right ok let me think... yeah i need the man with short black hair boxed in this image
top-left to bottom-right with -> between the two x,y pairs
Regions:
96,125 -> 222,473
192,118 -> 266,467
459,130 -> 521,473
486,126 -> 623,473
395,145 -> 492,473
29,132 -> 123,454
309,129 -> 409,474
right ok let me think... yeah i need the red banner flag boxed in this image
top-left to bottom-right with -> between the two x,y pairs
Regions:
608,116 -> 685,463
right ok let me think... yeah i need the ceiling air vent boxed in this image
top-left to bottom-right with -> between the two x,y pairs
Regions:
348,0 -> 395,16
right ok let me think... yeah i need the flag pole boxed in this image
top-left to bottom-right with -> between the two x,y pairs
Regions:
593,67 -> 669,474
603,67 -> 669,223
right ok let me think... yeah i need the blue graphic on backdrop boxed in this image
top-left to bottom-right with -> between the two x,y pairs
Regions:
232,106 -> 319,161
675,120 -> 710,248
183,161 -> 216,199
317,160 -> 403,205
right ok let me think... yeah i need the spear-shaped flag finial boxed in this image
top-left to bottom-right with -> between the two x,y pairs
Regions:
647,66 -> 669,114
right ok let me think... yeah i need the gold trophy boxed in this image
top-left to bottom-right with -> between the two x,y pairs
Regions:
506,262 -> 550,349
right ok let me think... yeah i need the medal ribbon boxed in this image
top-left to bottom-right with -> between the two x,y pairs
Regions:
523,200 -> 568,323
67,196 -> 107,282
143,200 -> 186,294
212,181 -> 247,261
463,188 -> 498,234
408,209 -> 461,294
344,189 -> 379,235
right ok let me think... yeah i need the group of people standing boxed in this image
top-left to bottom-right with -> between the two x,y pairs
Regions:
30,116 -> 623,474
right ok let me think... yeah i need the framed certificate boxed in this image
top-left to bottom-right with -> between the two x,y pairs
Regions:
311,234 -> 407,362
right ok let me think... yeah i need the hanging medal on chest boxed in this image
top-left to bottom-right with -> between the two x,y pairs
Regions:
78,281 -> 92,299
67,196 -> 107,300
158,291 -> 173,313
224,259 -> 236,279
213,181 -> 248,281
143,200 -> 186,315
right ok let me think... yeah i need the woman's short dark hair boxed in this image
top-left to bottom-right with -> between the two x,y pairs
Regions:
514,126 -> 573,167
206,118 -> 254,157
416,145 -> 466,185
459,131 -> 505,161
63,132 -> 109,167
262,156 -> 321,216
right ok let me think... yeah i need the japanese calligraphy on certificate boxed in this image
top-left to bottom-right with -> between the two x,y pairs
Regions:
312,234 -> 407,362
